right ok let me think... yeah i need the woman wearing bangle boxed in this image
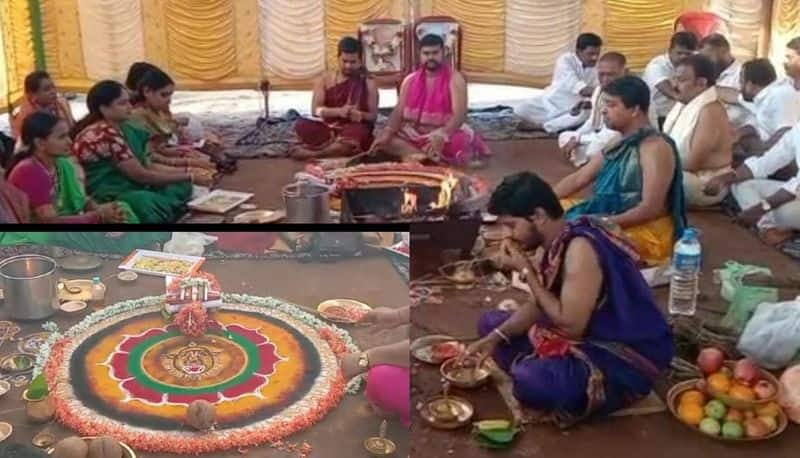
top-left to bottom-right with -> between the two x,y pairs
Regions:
341,306 -> 410,427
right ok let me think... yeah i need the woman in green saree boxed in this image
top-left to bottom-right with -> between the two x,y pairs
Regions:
6,111 -> 129,223
70,80 -> 194,224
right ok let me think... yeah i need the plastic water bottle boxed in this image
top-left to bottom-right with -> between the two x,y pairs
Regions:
89,276 -> 106,311
668,228 -> 702,316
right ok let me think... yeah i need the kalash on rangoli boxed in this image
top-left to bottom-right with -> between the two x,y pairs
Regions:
36,271 -> 361,455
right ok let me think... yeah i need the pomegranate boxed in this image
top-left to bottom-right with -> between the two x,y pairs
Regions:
697,348 -> 725,375
753,380 -> 777,400
744,418 -> 770,438
734,358 -> 761,386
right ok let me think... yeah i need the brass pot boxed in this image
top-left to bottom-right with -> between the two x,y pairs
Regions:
22,389 -> 54,423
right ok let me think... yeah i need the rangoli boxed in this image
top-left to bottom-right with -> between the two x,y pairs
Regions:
36,292 -> 362,454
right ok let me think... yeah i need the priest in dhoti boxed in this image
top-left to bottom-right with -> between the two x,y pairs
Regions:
516,34 -> 602,133
292,37 -> 379,160
558,52 -> 626,167
662,54 -> 733,207
370,34 -> 490,165
699,34 -> 750,127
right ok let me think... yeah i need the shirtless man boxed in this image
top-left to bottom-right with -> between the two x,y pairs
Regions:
370,34 -> 490,165
292,37 -> 379,160
662,54 -> 732,207
643,32 -> 698,130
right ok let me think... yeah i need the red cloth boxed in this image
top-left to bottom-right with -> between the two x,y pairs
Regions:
674,12 -> 726,39
295,76 -> 373,152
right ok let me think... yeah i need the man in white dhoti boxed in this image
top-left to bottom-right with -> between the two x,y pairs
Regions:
734,58 -> 800,169
558,52 -> 626,167
699,34 -> 748,127
642,32 -> 698,130
516,33 -> 602,133
705,122 -> 800,246
662,54 -> 732,207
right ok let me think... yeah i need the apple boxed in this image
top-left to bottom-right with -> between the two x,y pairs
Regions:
734,359 -> 760,386
697,348 -> 725,375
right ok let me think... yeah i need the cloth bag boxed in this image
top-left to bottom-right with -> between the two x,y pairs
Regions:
718,261 -> 779,332
738,298 -> 800,369
163,232 -> 218,257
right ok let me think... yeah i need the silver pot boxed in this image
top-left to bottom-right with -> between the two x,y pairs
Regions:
0,255 -> 59,321
283,183 -> 332,223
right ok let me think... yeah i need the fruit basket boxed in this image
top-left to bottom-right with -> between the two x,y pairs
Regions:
704,361 -> 781,410
668,380 -> 788,441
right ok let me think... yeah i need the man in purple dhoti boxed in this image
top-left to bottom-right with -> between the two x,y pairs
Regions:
463,172 -> 674,427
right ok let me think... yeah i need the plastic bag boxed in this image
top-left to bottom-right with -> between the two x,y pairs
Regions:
163,232 -> 218,257
737,298 -> 800,370
719,261 -> 779,332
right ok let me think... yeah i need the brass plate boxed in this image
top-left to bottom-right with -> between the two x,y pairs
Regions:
364,437 -> 397,455
420,395 -> 474,429
0,422 -> 12,442
0,353 -> 34,374
117,271 -> 138,283
60,301 -> 88,314
440,356 -> 490,389
32,432 -> 55,448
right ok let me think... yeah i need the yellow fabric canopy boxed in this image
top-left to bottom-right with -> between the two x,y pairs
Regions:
0,0 -> 796,111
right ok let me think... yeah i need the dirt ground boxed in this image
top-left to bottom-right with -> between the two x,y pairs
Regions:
410,139 -> 800,458
0,244 -> 409,457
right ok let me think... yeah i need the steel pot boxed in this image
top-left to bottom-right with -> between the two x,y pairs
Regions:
283,182 -> 332,223
0,254 -> 58,320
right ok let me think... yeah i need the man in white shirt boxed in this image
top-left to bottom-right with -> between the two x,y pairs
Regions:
642,32 -> 698,130
705,122 -> 800,245
516,33 -> 602,133
734,58 -> 800,167
558,52 -> 626,167
699,34 -> 747,126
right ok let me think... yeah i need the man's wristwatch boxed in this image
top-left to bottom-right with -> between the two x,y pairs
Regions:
357,351 -> 370,370
760,200 -> 772,212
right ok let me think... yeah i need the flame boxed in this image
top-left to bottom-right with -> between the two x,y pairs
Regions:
432,173 -> 459,210
401,188 -> 418,216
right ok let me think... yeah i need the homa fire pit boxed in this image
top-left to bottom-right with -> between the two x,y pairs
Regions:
326,163 -> 491,223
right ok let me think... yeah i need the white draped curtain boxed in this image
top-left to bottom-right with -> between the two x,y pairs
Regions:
707,0 -> 765,62
77,0 -> 146,81
259,0 -> 326,82
504,0 -> 583,77
0,17 -> 8,109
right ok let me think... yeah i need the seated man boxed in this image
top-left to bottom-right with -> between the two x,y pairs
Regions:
663,54 -> 732,207
370,34 -> 490,165
699,34 -> 748,127
643,32 -> 698,130
553,76 -> 687,266
464,172 -> 674,426
734,58 -> 800,164
517,33 -> 602,133
292,37 -> 379,160
705,122 -> 800,246
558,52 -> 626,167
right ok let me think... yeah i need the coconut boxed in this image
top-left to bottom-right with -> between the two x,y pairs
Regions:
53,436 -> 88,458
87,436 -> 122,458
186,400 -> 216,431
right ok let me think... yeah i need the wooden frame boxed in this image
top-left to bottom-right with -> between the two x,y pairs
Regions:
358,19 -> 409,90
413,16 -> 462,71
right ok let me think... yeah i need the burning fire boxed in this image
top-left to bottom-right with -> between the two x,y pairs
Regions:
431,173 -> 459,210
401,188 -> 419,216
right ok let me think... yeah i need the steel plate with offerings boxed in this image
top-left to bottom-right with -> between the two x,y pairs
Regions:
119,250 -> 204,277
411,335 -> 464,364
317,299 -> 371,324
188,190 -> 254,214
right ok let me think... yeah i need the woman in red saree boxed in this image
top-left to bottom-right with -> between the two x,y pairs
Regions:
11,71 -> 75,138
291,37 -> 378,160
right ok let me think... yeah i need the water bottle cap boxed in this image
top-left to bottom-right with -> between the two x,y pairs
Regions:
92,276 -> 101,283
683,228 -> 698,239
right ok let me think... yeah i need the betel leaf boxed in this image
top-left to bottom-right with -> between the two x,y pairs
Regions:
475,434 -> 513,449
27,373 -> 49,400
477,428 -> 518,444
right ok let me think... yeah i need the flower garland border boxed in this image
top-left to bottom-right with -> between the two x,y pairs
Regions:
34,293 -> 364,455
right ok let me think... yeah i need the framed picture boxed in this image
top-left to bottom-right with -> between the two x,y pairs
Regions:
359,19 -> 407,76
414,16 -> 461,70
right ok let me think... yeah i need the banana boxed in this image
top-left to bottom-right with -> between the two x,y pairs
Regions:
473,419 -> 512,431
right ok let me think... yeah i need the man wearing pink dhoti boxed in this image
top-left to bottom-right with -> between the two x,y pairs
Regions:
371,34 -> 490,166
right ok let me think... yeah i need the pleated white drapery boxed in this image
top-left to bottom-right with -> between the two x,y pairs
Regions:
0,18 -> 8,108
77,0 -> 146,81
259,0 -> 326,81
708,0 -> 764,61
504,0 -> 582,77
